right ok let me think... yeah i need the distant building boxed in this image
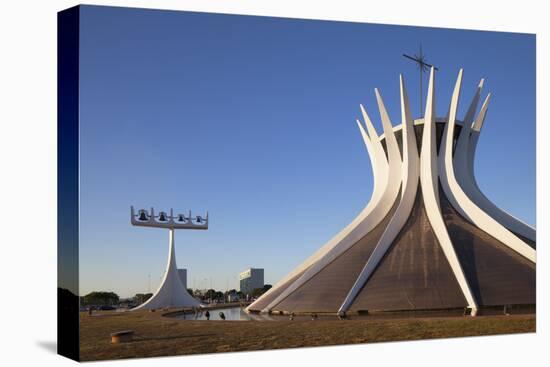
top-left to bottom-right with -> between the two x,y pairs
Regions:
239,268 -> 264,296
177,269 -> 187,289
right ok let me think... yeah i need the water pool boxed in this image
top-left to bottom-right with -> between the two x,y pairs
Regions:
173,307 -> 252,321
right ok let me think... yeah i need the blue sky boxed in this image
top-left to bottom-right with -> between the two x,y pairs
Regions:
78,5 -> 536,298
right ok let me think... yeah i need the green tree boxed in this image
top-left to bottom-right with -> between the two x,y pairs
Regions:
193,289 -> 203,298
205,289 -> 216,301
133,293 -> 153,305
83,291 -> 119,306
251,288 -> 263,297
251,284 -> 273,297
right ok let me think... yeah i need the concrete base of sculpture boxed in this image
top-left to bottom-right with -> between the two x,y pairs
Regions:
132,229 -> 201,310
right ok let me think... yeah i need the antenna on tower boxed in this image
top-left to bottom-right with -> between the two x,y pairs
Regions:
403,44 -> 439,113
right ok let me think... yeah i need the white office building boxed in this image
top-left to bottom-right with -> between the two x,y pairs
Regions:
177,268 -> 187,289
239,268 -> 264,296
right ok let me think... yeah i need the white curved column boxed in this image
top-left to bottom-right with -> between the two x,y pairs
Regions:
467,96 -> 490,184
338,75 -> 419,313
454,90 -> 536,241
259,96 -> 403,313
439,69 -> 536,263
246,103 -> 389,312
420,68 -> 478,315
132,229 -> 201,310
453,79 -> 484,176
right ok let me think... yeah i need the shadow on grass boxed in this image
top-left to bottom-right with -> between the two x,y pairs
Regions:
133,333 -> 217,342
36,340 -> 57,354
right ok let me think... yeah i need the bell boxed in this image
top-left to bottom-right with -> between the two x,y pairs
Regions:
178,214 -> 186,222
196,216 -> 202,223
158,212 -> 167,221
138,210 -> 148,221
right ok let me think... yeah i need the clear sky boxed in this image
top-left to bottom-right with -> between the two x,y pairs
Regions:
78,5 -> 536,298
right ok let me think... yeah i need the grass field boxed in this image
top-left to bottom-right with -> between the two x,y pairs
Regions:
79,309 -> 535,361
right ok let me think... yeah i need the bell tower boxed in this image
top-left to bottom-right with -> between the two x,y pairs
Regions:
129,206 -> 209,310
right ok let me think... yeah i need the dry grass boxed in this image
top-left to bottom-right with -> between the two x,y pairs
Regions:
79,310 -> 535,361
